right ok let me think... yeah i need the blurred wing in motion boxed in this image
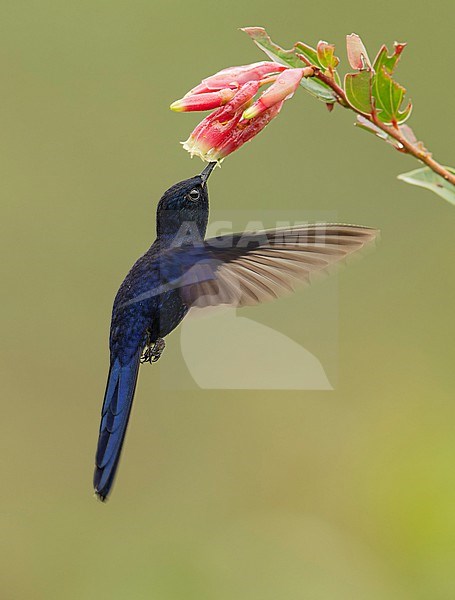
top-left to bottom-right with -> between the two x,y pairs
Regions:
159,224 -> 378,308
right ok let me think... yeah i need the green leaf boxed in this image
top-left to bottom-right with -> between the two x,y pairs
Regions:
317,41 -> 339,71
242,27 -> 337,103
344,71 -> 372,114
397,166 -> 455,205
295,41 -> 322,68
372,66 -> 412,125
242,27 -> 305,68
371,43 -> 410,125
333,70 -> 342,87
373,42 -> 406,75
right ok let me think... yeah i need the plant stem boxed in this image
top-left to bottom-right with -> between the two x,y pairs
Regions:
305,66 -> 455,186
371,116 -> 455,185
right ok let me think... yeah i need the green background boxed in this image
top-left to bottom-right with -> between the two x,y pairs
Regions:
1,1 -> 454,598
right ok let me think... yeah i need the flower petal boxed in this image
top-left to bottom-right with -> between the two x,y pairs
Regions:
170,88 -> 236,112
243,69 -> 303,119
187,61 -> 286,95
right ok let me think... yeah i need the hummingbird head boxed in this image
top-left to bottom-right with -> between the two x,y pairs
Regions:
156,162 -> 217,242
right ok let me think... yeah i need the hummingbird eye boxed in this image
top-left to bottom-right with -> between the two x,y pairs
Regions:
188,188 -> 200,201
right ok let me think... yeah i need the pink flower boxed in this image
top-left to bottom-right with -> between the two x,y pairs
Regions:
170,88 -> 237,112
210,102 -> 285,161
183,99 -> 284,162
186,61 -> 287,95
171,62 -> 303,162
242,68 -> 304,120
182,81 -> 260,161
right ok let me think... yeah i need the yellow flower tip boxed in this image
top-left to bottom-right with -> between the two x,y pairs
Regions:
170,100 -> 185,112
242,105 -> 259,120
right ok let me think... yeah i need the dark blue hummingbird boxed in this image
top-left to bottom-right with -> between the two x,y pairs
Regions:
94,162 -> 377,501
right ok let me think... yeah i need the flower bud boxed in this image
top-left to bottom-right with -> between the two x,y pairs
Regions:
242,68 -> 304,119
186,61 -> 286,95
170,88 -> 236,112
215,81 -> 260,119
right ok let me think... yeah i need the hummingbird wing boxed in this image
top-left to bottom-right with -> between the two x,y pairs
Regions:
159,224 -> 378,308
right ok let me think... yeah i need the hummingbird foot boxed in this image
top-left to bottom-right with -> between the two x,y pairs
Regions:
141,337 -> 166,363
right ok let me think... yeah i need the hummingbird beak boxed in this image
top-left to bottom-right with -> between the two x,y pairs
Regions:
200,161 -> 217,185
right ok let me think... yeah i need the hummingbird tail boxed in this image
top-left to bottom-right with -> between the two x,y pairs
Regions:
94,353 -> 141,501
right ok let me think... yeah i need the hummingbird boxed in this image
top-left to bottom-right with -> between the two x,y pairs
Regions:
94,162 -> 378,501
